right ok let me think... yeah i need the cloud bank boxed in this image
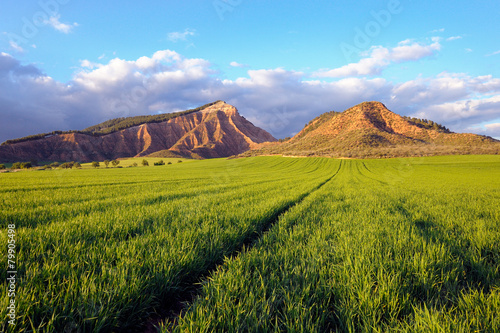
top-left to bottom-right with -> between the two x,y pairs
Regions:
1,42 -> 500,144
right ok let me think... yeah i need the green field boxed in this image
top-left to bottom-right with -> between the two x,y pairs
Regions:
1,156 -> 499,332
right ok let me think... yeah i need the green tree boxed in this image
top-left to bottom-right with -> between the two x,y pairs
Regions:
142,159 -> 149,166
0,164 -> 5,170
111,160 -> 120,167
20,162 -> 32,169
92,161 -> 100,168
11,162 -> 21,169
74,162 -> 82,168
132,162 -> 138,167
104,160 -> 110,168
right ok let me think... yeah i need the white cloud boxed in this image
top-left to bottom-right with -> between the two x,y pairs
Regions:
486,50 -> 500,57
0,50 -> 499,144
465,48 -> 473,53
314,40 -> 440,78
167,29 -> 196,42
484,122 -> 500,138
80,60 -> 101,69
230,61 -> 249,68
9,41 -> 24,53
44,15 -> 78,34
431,28 -> 445,33
446,36 -> 462,41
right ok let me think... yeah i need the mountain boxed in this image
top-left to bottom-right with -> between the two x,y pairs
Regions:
0,101 -> 277,162
246,101 -> 500,158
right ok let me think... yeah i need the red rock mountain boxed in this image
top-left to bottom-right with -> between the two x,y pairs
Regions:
248,101 -> 500,158
0,101 -> 277,162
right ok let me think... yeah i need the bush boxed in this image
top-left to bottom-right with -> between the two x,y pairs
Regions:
11,162 -> 21,169
154,160 -> 165,166
167,162 -> 172,165
0,164 -> 5,170
92,161 -> 100,168
132,162 -> 138,167
50,162 -> 60,168
177,160 -> 183,163
74,162 -> 82,169
104,160 -> 110,168
20,162 -> 32,169
60,161 -> 76,169
111,160 -> 120,167
142,159 -> 149,166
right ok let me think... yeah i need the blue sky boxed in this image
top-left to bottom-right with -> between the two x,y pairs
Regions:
1,0 -> 499,142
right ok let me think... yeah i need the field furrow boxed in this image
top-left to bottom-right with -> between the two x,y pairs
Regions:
1,155 -> 499,332
0,157 -> 339,332
171,157 -> 500,333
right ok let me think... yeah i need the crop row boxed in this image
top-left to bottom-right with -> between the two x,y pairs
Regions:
170,156 -> 500,332
0,157 -> 339,332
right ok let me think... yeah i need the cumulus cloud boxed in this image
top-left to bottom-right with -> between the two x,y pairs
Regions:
44,15 -> 78,33
314,40 -> 441,78
167,29 -> 196,42
1,50 -> 500,144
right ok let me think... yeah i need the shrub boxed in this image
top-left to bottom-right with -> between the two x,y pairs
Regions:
104,160 -> 110,168
177,160 -> 183,163
132,162 -> 138,167
20,162 -> 32,169
154,160 -> 165,166
167,162 -> 172,165
111,160 -> 120,167
92,161 -> 100,168
74,162 -> 82,169
11,162 -> 21,169
0,164 -> 5,170
142,159 -> 149,166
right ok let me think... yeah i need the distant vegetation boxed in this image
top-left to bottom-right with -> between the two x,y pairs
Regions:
402,116 -> 451,132
1,101 -> 222,146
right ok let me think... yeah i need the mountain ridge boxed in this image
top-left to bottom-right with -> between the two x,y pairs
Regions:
0,101 -> 277,162
1,101 -> 498,163
245,101 -> 499,158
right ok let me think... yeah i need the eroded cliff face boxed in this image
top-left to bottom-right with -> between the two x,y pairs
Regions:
0,101 -> 277,162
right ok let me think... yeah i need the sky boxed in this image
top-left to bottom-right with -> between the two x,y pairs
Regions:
0,0 -> 499,143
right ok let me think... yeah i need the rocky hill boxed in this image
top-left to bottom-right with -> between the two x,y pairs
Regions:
246,101 -> 500,158
0,101 -> 277,162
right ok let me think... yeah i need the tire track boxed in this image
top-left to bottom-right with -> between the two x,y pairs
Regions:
142,160 -> 343,332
